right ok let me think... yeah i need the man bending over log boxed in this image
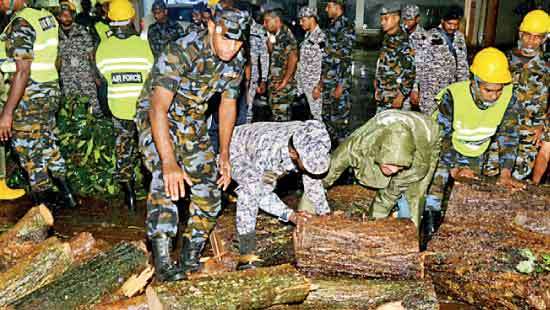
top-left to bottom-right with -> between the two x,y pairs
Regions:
323,110 -> 440,229
230,120 -> 331,269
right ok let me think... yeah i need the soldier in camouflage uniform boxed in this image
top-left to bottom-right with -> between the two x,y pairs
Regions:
295,7 -> 326,121
0,0 -> 77,208
135,7 -> 248,281
147,0 -> 186,61
401,4 -> 425,36
231,120 -> 331,269
321,0 -> 355,144
410,6 -> 468,115
57,1 -> 101,115
262,4 -> 298,122
374,4 -> 415,114
246,13 -> 269,122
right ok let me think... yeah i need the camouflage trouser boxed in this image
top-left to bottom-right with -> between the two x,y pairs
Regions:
136,109 -> 221,254
322,81 -> 351,145
425,150 -> 485,212
113,117 -> 138,183
302,85 -> 322,121
268,82 -> 295,122
12,107 -> 66,192
247,79 -> 258,123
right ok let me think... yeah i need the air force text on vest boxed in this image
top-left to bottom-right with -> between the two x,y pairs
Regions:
112,72 -> 143,84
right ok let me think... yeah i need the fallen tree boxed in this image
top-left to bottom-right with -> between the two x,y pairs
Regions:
146,264 -> 310,310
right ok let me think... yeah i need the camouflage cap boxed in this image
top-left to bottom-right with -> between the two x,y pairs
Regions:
293,120 -> 331,175
380,4 -> 401,15
260,3 -> 284,16
151,0 -> 167,11
213,6 -> 250,41
401,4 -> 420,20
298,6 -> 317,19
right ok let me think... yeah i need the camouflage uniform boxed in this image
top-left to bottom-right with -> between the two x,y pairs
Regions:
230,121 -> 330,236
425,86 -> 520,212
135,30 -> 245,250
296,8 -> 326,121
1,17 -> 67,192
58,23 -> 100,115
322,14 -> 355,142
412,27 -> 468,115
247,20 -> 269,122
147,19 -> 186,60
267,25 -> 297,121
374,28 -> 415,113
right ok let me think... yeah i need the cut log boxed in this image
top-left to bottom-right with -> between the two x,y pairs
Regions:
67,232 -> 100,266
326,185 -> 377,217
146,264 -> 310,310
0,237 -> 72,306
294,214 -> 423,279
10,241 -> 149,310
426,181 -> 550,309
93,295 -> 148,310
0,205 -> 53,271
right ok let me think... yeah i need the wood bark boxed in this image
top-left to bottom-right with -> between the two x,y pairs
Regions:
426,181 -> 550,309
0,205 -> 54,271
93,295 -> 148,310
326,185 -> 377,217
294,214 -> 423,279
10,241 -> 149,310
146,264 -> 310,310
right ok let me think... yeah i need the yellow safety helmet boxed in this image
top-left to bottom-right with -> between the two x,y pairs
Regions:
519,10 -> 550,34
470,47 -> 512,84
108,0 -> 135,21
207,0 -> 219,8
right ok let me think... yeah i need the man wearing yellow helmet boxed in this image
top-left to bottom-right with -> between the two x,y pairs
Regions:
423,48 -> 525,238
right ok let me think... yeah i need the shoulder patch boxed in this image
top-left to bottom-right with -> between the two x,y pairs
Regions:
38,15 -> 56,31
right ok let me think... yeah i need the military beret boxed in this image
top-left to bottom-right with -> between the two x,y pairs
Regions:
298,6 -> 317,19
380,4 -> 401,15
402,4 -> 420,20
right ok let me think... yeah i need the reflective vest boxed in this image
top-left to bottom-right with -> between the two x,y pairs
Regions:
94,21 -> 110,42
96,35 -> 153,120
0,8 -> 59,82
435,81 -> 513,157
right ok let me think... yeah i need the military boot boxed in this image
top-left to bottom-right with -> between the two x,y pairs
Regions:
121,181 -> 136,212
53,177 -> 78,208
421,210 -> 442,250
31,190 -> 60,209
237,232 -> 261,270
151,234 -> 185,282
179,237 -> 202,274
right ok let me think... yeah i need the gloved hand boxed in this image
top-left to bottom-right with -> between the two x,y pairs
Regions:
261,170 -> 279,186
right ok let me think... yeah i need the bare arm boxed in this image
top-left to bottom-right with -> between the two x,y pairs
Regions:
217,96 -> 237,190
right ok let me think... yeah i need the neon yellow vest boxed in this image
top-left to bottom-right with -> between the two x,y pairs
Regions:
0,8 -> 59,82
96,35 -> 153,120
94,21 -> 110,42
435,81 -> 513,157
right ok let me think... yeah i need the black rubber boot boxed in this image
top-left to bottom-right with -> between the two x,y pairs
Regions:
237,232 -> 261,270
31,190 -> 60,209
179,237 -> 202,274
121,182 -> 136,212
53,178 -> 78,208
421,210 -> 442,251
151,235 -> 185,282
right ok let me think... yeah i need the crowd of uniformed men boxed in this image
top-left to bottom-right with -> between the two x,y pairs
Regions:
0,0 -> 547,281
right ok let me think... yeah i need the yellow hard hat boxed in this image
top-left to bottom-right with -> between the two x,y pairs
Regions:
207,0 -> 219,8
519,10 -> 550,34
470,47 -> 512,84
108,0 -> 135,21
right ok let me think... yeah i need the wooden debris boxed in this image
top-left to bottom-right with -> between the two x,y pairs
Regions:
119,266 -> 154,298
67,232 -> 101,266
146,264 -> 310,310
327,185 -> 377,217
294,214 -> 423,279
94,295 -> 148,310
0,205 -> 54,271
0,237 -> 72,306
10,241 -> 149,310
426,181 -> 550,309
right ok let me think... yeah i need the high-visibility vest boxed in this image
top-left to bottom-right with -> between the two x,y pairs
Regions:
435,81 -> 513,157
94,21 -> 110,42
0,8 -> 59,82
96,34 -> 153,120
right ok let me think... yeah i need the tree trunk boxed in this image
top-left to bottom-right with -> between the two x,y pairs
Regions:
93,295 -> 148,310
426,181 -> 550,309
146,264 -> 310,310
10,241 -> 149,310
0,205 -> 54,271
269,278 -> 439,310
67,232 -> 101,266
294,214 -> 423,280
327,185 -> 377,217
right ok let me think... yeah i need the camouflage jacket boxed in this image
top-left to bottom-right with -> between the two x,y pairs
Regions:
231,121 -> 330,215
267,25 -> 297,86
412,27 -> 468,115
249,21 -> 269,83
375,28 -> 415,105
296,25 -> 326,93
147,20 -> 186,60
322,14 -> 355,89
58,23 -> 96,93
507,49 -> 549,128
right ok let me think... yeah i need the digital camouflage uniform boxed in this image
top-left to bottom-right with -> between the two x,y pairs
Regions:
58,23 -> 100,115
135,30 -> 245,251
267,25 -> 297,121
296,7 -> 326,121
147,19 -> 186,60
1,16 -> 67,192
412,27 -> 468,115
426,85 -> 520,212
231,121 -> 330,237
374,28 -> 415,114
247,20 -> 269,122
322,14 -> 355,142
